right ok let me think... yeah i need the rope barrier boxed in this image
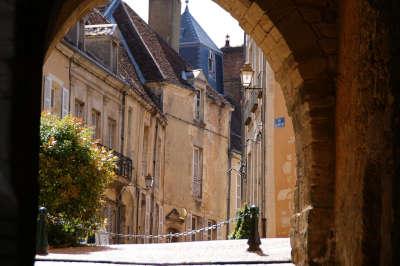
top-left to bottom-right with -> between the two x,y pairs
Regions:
96,215 -> 243,241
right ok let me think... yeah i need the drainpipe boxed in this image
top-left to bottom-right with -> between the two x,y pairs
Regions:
261,59 -> 267,238
226,112 -> 232,239
152,120 -> 159,182
120,91 -> 127,153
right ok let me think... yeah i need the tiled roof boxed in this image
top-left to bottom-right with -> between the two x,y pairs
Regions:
83,9 -> 162,112
85,24 -> 117,37
111,2 -> 193,88
180,6 -> 221,53
85,9 -> 110,24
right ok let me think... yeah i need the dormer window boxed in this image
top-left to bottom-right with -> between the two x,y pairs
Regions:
84,24 -> 119,74
208,51 -> 215,74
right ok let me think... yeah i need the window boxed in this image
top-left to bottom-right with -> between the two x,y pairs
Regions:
207,220 -> 217,240
107,118 -> 117,149
191,215 -> 202,241
194,89 -> 202,121
237,172 -> 241,210
193,147 -> 203,199
91,109 -> 101,140
61,87 -> 69,118
154,137 -> 162,188
74,99 -> 85,120
142,126 -> 149,176
127,108 -> 133,157
191,216 -> 196,241
247,152 -> 252,204
50,87 -> 55,108
208,51 -> 215,73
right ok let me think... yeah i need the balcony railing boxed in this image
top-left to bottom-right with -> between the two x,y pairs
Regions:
97,143 -> 133,182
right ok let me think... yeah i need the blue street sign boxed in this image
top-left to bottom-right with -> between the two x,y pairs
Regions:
275,117 -> 285,128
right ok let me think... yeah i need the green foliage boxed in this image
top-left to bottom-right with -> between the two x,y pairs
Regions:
39,113 -> 117,246
229,204 -> 252,239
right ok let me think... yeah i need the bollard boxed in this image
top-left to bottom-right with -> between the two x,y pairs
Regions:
36,207 -> 49,255
247,205 -> 261,252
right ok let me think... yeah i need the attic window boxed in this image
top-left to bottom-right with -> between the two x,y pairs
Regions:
208,51 -> 215,74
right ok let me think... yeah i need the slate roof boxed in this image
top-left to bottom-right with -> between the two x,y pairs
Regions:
180,6 -> 222,54
111,2 -> 193,88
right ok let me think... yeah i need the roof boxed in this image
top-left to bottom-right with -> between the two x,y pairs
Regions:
82,9 -> 164,114
85,24 -> 117,37
180,6 -> 222,53
85,8 -> 110,24
111,2 -> 193,88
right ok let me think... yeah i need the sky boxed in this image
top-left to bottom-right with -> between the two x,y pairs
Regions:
124,0 -> 244,48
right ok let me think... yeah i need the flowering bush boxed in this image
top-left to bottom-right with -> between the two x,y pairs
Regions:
39,113 -> 117,246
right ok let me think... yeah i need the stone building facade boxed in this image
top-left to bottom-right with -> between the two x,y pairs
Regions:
242,34 -> 296,237
41,0 -> 233,243
42,11 -> 168,244
221,39 -> 245,233
110,1 -> 233,240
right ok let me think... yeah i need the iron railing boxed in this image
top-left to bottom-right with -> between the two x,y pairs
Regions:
97,143 -> 133,182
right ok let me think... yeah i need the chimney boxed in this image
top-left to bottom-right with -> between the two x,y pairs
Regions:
225,34 -> 230,47
149,0 -> 181,52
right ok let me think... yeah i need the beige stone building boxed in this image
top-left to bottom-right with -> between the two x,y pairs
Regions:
42,10 -> 167,244
116,1 -> 233,240
41,1 -> 233,243
242,35 -> 297,237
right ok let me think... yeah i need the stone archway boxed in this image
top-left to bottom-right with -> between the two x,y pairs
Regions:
2,0 -> 340,265
45,2 -> 337,263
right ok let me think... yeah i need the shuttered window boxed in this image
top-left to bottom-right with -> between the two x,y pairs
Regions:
74,99 -> 85,121
107,118 -> 117,149
154,137 -> 162,188
91,109 -> 101,140
61,87 -> 69,118
237,173 -> 241,210
142,126 -> 149,176
193,147 -> 203,199
43,75 -> 52,110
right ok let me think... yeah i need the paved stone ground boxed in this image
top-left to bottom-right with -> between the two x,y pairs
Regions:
35,238 -> 293,265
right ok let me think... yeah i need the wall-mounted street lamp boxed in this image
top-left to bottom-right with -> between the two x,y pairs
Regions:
240,63 -> 263,90
144,174 -> 154,189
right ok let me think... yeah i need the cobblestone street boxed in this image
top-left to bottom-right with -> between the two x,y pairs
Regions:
35,238 -> 293,265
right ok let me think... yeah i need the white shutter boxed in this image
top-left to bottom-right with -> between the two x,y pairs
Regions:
61,87 -> 69,118
43,76 -> 52,110
193,148 -> 199,198
145,195 -> 150,240
186,213 -> 192,242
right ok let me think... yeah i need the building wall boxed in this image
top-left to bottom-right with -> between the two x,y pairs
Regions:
161,79 -> 232,240
42,39 -> 166,244
244,35 -> 296,237
228,150 -> 242,234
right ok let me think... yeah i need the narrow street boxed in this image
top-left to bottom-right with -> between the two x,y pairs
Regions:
35,238 -> 293,265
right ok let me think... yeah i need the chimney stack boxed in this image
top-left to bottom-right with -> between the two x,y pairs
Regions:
225,34 -> 230,47
149,0 -> 181,52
